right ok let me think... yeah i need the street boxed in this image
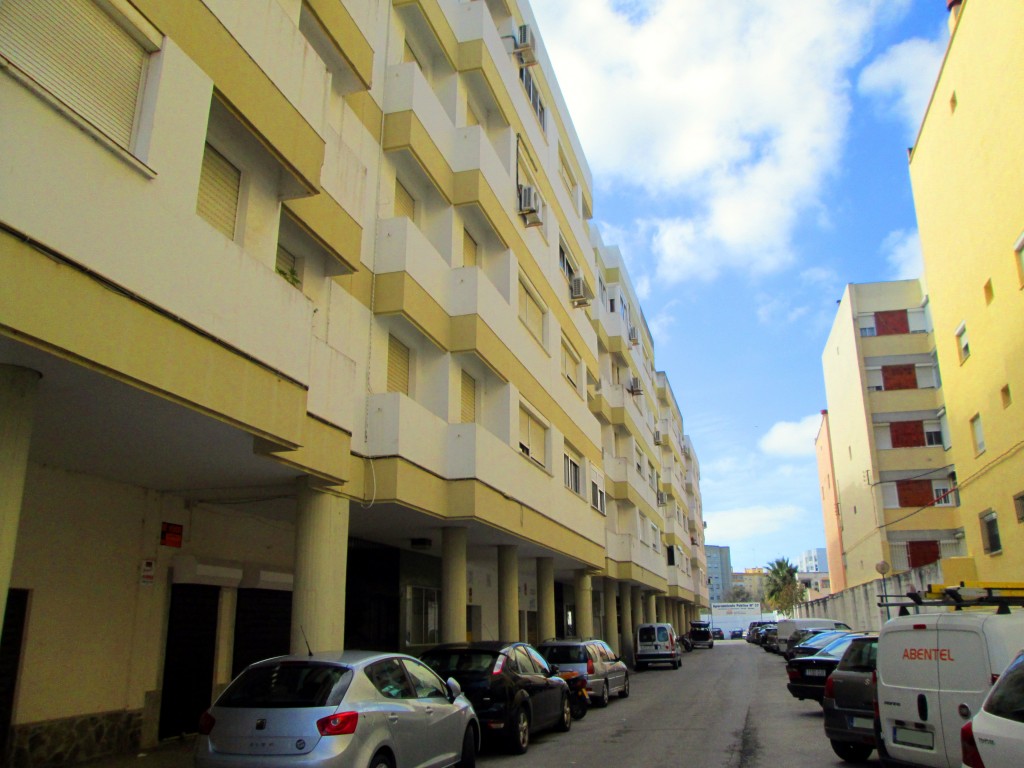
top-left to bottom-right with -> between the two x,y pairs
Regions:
477,639 -> 881,768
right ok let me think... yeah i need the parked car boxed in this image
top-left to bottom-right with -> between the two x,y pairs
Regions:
711,627 -> 725,640
420,641 -> 571,755
787,629 -> 851,661
689,620 -> 714,649
762,626 -> 779,653
536,638 -> 630,707
775,618 -> 852,657
730,629 -> 744,640
822,635 -> 879,763
747,621 -> 774,644
962,649 -> 1024,768
785,633 -> 870,703
195,650 -> 479,768
635,622 -> 683,669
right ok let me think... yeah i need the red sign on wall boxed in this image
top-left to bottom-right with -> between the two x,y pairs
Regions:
161,522 -> 183,548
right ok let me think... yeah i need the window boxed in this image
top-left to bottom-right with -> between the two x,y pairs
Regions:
635,441 -> 643,475
1015,492 -> 1024,523
561,341 -> 579,389
387,335 -> 410,395
970,414 -> 986,455
933,485 -> 954,507
591,481 -> 606,514
563,448 -> 581,494
518,279 -> 544,343
275,245 -> 301,288
463,229 -> 477,267
648,462 -> 656,490
368,658 -> 414,699
197,143 -> 241,239
650,521 -> 660,553
403,659 -> 448,699
983,279 -> 994,305
395,179 -> 415,220
407,586 -> 439,646
924,421 -> 943,446
1001,385 -> 1012,409
955,323 -> 970,362
518,65 -> 545,128
980,510 -> 1001,554
460,370 -> 476,424
0,0 -> 152,151
558,243 -> 576,282
518,406 -> 546,467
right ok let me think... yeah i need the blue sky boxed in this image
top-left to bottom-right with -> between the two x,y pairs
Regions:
529,1 -> 951,571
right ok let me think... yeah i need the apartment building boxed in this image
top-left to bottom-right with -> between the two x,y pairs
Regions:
815,411 -> 846,590
820,281 -> 963,588
0,0 -> 706,762
907,0 -> 1024,583
705,545 -> 732,602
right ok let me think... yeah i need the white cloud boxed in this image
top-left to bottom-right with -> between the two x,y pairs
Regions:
647,301 -> 678,345
532,1 -> 905,284
703,505 -> 805,541
882,229 -> 923,280
857,34 -> 948,142
758,414 -> 822,457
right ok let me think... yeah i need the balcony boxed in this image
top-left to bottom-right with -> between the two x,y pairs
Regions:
876,445 -> 950,474
888,538 -> 967,572
868,387 -> 942,413
606,532 -> 666,578
860,332 -> 933,358
367,392 -> 448,477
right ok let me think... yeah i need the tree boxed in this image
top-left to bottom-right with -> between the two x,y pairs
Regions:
763,558 -> 806,616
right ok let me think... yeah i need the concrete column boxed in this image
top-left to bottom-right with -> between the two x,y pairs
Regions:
498,545 -> 519,640
442,527 -> 468,643
631,586 -> 643,629
619,582 -> 634,665
213,587 -> 237,696
603,578 -> 618,655
537,557 -> 555,642
292,480 -> 349,654
655,595 -> 666,623
646,593 -> 657,623
0,366 -> 41,623
574,570 -> 593,638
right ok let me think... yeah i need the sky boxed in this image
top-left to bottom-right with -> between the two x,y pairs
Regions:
529,1 -> 951,572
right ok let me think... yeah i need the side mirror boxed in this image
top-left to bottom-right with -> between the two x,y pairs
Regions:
548,664 -> 560,676
446,677 -> 463,702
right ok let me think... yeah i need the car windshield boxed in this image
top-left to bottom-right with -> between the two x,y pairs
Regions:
420,649 -> 499,674
813,634 -> 858,660
799,630 -> 846,649
984,651 -> 1024,723
218,661 -> 352,708
539,645 -> 586,664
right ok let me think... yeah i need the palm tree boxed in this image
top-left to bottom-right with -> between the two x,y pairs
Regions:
764,558 -> 805,616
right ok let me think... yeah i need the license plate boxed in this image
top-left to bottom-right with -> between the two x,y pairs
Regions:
851,716 -> 873,730
894,727 -> 934,749
805,669 -> 827,677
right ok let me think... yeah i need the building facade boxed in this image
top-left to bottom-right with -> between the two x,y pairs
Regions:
819,280 -> 963,588
907,0 -> 1024,584
0,0 -> 707,763
705,544 -> 732,603
796,547 -> 827,574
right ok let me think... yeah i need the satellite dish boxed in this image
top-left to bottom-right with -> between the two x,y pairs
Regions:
875,561 -> 891,576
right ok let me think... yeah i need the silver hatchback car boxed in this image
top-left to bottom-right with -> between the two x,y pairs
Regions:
195,651 -> 479,768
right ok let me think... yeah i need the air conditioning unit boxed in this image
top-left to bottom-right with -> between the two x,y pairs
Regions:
628,326 -> 639,346
654,430 -> 664,445
627,376 -> 642,395
569,276 -> 591,307
515,24 -> 538,66
657,492 -> 667,507
517,185 -> 543,227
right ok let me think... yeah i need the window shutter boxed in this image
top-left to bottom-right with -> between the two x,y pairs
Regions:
395,180 -> 415,220
460,370 -> 476,423
0,0 -> 147,149
387,335 -> 410,395
197,144 -> 241,239
463,229 -> 477,267
519,282 -> 543,341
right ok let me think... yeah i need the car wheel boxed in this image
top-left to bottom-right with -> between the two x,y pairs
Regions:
673,657 -> 681,669
597,682 -> 610,707
829,739 -> 873,763
556,693 -> 572,732
618,674 -> 630,698
636,662 -> 646,671
457,726 -> 476,768
508,707 -> 530,755
368,752 -> 394,768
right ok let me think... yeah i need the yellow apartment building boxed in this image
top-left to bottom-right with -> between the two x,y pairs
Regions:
0,0 -> 707,763
820,281 -> 963,588
907,0 -> 1024,583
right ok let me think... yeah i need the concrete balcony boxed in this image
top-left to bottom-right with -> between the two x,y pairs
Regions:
861,332 -> 933,358
367,392 -> 448,478
606,532 -> 666,578
876,445 -> 951,474
868,387 -> 943,413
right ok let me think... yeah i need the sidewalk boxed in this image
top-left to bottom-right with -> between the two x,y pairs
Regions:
80,736 -> 195,768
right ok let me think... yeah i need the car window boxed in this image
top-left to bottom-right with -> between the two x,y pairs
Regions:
526,646 -> 551,674
402,659 -> 449,699
420,650 -> 497,674
838,639 -> 877,671
512,646 -> 538,674
638,626 -> 655,642
586,644 -> 599,663
218,662 -> 351,708
817,635 -> 856,659
367,658 -> 415,699
656,626 -> 670,642
984,651 -> 1024,723
539,644 -> 585,664
599,642 -> 616,661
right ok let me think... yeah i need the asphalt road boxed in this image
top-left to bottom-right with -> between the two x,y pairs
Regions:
477,639 -> 884,768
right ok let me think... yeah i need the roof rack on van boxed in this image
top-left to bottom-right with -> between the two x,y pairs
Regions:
878,582 -> 1024,614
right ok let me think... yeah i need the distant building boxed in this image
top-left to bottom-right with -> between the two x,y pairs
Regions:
733,567 -> 766,603
798,571 -> 831,601
797,548 -> 828,574
705,545 -> 733,602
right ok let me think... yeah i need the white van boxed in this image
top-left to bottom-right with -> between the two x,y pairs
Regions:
876,612 -> 1024,768
776,618 -> 851,656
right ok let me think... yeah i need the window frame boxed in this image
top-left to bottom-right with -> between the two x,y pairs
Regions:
980,510 -> 1001,555
970,413 -> 986,455
955,322 -> 970,363
518,277 -> 545,345
518,405 -> 547,468
563,448 -> 581,495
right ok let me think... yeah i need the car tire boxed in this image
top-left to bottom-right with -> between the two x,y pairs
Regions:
829,739 -> 873,763
597,682 -> 610,707
508,707 -> 530,755
368,752 -> 394,768
556,693 -> 572,732
636,662 -> 646,671
673,657 -> 680,669
618,674 -> 630,698
457,726 -> 477,768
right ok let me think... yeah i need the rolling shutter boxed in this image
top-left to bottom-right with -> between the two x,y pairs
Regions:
0,0 -> 147,149
460,370 -> 476,423
518,281 -> 543,341
197,144 -> 241,239
387,335 -> 410,395
395,180 -> 415,220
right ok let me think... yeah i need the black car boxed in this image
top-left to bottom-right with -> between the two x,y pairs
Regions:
420,641 -> 571,754
730,629 -> 744,640
711,627 -> 725,640
689,620 -> 714,649
822,635 -> 879,763
785,633 -> 868,703
786,629 -> 850,661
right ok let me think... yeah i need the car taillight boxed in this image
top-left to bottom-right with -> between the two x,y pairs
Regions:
587,658 -> 595,675
198,711 -> 215,736
317,712 -> 358,736
786,666 -> 800,682
991,673 -> 1000,685
824,675 -> 835,699
960,721 -> 986,768
492,655 -> 506,675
